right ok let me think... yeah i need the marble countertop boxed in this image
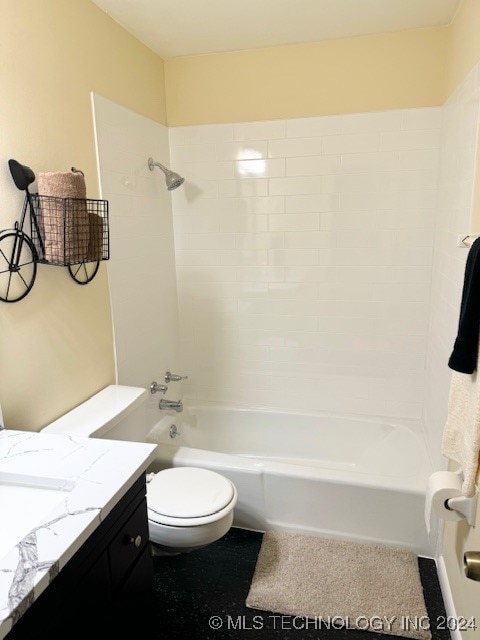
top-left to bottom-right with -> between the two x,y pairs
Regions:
0,429 -> 157,639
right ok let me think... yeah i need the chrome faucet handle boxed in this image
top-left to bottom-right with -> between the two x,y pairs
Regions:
150,381 -> 168,394
164,371 -> 188,383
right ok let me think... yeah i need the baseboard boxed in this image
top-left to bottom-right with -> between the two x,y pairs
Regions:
436,555 -> 461,640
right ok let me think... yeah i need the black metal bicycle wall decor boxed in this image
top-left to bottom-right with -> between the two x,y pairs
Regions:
0,159 -> 109,303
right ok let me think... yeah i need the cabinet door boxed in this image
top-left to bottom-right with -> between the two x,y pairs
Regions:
108,499 -> 150,589
117,543 -> 154,597
53,550 -> 112,636
107,545 -> 155,636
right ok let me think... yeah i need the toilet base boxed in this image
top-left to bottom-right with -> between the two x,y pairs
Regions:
151,544 -> 181,557
151,542 -> 205,556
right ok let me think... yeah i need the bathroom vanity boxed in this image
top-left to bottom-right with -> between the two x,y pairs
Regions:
0,429 -> 157,639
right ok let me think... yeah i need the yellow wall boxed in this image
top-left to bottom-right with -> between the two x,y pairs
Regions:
164,0 -> 480,128
165,27 -> 448,126
453,0 -> 480,234
446,0 -> 480,96
0,0 -> 166,430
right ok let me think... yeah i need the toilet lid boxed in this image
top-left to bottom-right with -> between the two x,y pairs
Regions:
147,467 -> 235,519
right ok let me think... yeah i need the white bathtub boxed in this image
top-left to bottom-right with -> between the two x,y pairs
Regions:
146,406 -> 433,556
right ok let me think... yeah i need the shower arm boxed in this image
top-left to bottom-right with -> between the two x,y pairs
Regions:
148,158 -> 169,174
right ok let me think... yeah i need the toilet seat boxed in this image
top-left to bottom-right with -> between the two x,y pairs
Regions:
147,467 -> 237,527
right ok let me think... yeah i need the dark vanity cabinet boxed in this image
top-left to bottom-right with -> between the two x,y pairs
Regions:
7,475 -> 154,639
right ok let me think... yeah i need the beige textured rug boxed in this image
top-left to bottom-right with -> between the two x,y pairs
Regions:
246,532 -> 431,640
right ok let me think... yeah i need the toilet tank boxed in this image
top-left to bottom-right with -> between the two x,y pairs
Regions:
42,385 -> 150,443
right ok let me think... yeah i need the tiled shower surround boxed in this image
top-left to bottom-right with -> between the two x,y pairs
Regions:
170,108 -> 442,422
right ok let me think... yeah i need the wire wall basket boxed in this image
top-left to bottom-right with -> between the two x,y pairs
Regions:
30,194 -> 109,267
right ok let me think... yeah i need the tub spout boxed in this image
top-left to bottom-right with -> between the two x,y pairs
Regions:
159,398 -> 183,413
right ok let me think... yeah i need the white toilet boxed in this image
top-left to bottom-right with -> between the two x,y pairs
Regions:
42,385 -> 237,555
147,466 -> 237,555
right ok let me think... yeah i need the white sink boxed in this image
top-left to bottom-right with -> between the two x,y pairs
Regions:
0,472 -> 73,560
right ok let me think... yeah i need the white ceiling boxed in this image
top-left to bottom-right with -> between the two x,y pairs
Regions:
92,0 -> 461,58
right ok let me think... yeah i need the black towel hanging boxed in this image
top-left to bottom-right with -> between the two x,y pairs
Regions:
448,236 -> 480,373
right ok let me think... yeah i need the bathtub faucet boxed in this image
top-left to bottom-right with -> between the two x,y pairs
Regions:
159,398 -> 183,413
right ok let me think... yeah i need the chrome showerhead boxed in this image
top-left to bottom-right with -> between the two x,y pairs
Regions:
165,171 -> 185,191
148,157 -> 185,191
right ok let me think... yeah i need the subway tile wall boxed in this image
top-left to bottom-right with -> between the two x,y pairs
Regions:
424,64 -> 480,470
170,108 -> 442,422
